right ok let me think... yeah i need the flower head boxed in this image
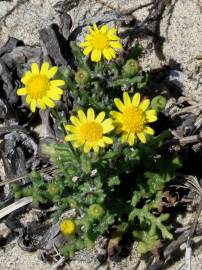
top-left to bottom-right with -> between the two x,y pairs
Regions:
79,23 -> 123,62
17,62 -> 65,112
88,204 -> 105,220
110,92 -> 157,145
60,219 -> 76,236
65,108 -> 114,153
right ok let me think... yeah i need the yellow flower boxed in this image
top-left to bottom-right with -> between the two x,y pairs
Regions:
110,92 -> 157,145
79,23 -> 123,62
65,108 -> 114,153
17,62 -> 65,112
60,219 -> 76,236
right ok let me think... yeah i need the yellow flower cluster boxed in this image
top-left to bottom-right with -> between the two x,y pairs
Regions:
16,24 -> 158,153
65,92 -> 157,152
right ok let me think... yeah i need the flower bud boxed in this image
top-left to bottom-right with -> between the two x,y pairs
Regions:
151,95 -> 167,112
88,204 -> 105,220
75,68 -> 90,86
122,59 -> 139,77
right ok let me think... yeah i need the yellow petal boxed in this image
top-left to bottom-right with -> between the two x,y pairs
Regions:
146,110 -> 157,122
30,99 -> 36,112
91,49 -> 102,62
31,63 -> 39,75
83,46 -> 93,56
96,112 -> 105,123
110,111 -> 122,121
85,34 -> 92,41
108,48 -> 116,58
84,142 -> 91,153
108,35 -> 120,41
137,132 -> 146,143
102,119 -> 114,134
65,134 -> 77,141
43,96 -> 55,108
109,41 -> 123,49
17,88 -> 27,96
128,133 -> 135,146
87,108 -> 95,121
114,98 -> 125,112
46,90 -> 61,100
98,140 -> 105,147
93,23 -> 99,32
37,98 -> 46,110
26,95 -> 31,105
123,92 -> 131,106
102,48 -> 112,61
147,115 -> 158,122
21,71 -> 32,84
144,126 -> 155,135
50,80 -> 65,87
87,26 -> 95,34
73,140 -> 85,148
132,93 -> 141,106
79,41 -> 90,47
139,99 -> 150,111
100,25 -> 108,34
107,28 -> 117,36
103,136 -> 113,144
145,109 -> 156,116
70,116 -> 80,126
49,86 -> 64,95
121,133 -> 128,142
93,145 -> 99,152
65,125 -> 77,132
40,62 -> 49,74
78,110 -> 87,122
47,67 -> 58,79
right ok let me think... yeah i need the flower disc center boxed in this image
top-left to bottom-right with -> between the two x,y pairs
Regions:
122,106 -> 146,133
91,33 -> 108,49
27,75 -> 49,99
80,121 -> 103,142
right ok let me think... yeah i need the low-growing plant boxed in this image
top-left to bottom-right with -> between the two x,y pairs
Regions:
14,23 -> 181,257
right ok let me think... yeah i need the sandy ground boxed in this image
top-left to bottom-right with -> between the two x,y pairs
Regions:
0,0 -> 202,269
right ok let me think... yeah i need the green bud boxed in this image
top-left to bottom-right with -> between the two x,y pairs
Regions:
151,95 -> 167,112
122,59 -> 139,77
75,68 -> 90,86
88,204 -> 105,220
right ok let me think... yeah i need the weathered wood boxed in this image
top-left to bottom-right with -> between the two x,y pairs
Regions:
0,197 -> 33,219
